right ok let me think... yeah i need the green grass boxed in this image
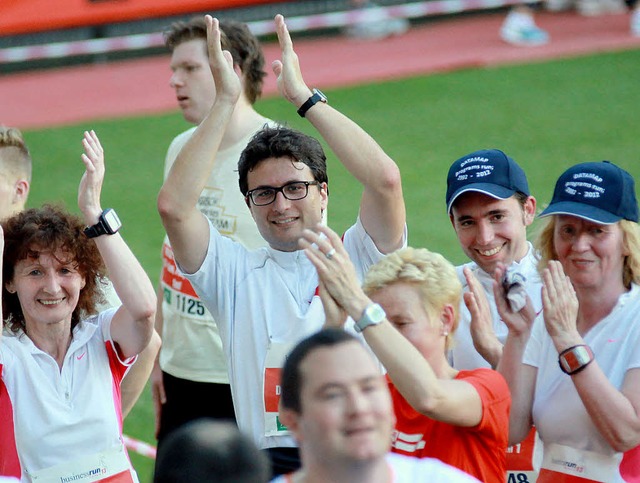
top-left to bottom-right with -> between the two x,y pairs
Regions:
23,47 -> 640,481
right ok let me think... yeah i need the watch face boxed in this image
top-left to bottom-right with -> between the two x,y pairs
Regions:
103,209 -> 122,233
366,303 -> 386,323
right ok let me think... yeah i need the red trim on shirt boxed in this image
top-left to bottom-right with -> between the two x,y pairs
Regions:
0,363 -> 21,478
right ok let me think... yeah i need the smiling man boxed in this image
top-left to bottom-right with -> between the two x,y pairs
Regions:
446,149 -> 544,481
157,14 -> 406,476
446,148 -> 540,370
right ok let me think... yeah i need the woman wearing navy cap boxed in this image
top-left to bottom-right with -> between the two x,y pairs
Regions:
497,161 -> 640,482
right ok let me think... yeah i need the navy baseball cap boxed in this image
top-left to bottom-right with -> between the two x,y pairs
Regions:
446,149 -> 530,214
539,161 -> 639,224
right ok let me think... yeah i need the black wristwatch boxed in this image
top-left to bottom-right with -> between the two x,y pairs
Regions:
84,208 -> 122,238
297,88 -> 328,118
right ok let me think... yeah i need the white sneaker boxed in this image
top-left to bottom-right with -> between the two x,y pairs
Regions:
500,15 -> 550,46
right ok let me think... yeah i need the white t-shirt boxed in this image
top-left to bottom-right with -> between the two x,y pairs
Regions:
183,217 -> 403,449
0,308 -> 138,481
269,452 -> 480,482
524,283 -> 640,481
451,243 -> 542,370
160,122 -> 270,383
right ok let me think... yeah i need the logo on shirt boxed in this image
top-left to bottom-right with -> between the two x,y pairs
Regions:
391,430 -> 426,453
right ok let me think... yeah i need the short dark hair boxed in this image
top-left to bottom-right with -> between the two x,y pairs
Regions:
238,126 -> 328,196
513,191 -> 529,209
154,419 -> 271,483
164,17 -> 267,104
2,205 -> 106,334
280,329 -> 357,413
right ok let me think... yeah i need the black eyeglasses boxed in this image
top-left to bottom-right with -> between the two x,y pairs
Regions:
245,181 -> 320,206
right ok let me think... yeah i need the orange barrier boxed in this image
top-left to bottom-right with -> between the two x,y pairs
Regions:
0,0 -> 279,36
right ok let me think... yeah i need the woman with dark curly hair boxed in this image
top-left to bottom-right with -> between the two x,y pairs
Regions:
0,130 -> 156,482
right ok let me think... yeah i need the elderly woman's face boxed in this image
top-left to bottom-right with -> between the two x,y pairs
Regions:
553,215 -> 627,292
6,249 -> 86,330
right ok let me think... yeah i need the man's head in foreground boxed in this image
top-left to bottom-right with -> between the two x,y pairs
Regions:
279,329 -> 394,467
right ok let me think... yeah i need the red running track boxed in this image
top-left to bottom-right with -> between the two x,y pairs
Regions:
1,10 -> 638,130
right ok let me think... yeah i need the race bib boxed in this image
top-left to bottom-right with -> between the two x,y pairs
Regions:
537,442 -> 620,482
161,242 -> 208,321
263,342 -> 294,437
29,444 -> 135,483
506,427 -> 541,483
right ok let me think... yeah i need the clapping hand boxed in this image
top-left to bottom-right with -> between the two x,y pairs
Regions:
541,260 -> 579,345
299,225 -> 370,322
78,130 -> 104,222
272,14 -> 312,108
205,15 -> 241,105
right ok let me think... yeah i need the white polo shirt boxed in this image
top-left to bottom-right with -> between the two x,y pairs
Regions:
525,284 -> 640,482
0,308 -> 138,481
184,217 -> 405,450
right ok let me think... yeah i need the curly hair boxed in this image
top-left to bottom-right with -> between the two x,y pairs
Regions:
535,217 -> 640,289
363,247 -> 462,350
164,17 -> 266,104
2,205 -> 106,334
238,126 -> 328,197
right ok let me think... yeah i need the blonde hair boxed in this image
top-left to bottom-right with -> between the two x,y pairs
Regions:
363,247 -> 462,350
0,126 -> 32,183
535,217 -> 640,288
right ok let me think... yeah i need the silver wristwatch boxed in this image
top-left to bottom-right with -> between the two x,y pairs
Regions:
354,303 -> 386,333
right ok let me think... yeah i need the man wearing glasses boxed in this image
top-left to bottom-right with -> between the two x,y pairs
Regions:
158,14 -> 406,476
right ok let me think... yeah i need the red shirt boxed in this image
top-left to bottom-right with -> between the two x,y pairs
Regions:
389,368 -> 510,483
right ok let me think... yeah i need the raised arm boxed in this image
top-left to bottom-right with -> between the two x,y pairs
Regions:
273,15 -> 405,254
300,225 -> 484,427
78,130 -> 155,359
542,261 -> 640,451
157,16 -> 242,274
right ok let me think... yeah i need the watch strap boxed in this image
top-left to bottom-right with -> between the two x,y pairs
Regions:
83,209 -> 120,239
558,344 -> 594,375
83,220 -> 107,238
297,89 -> 327,118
